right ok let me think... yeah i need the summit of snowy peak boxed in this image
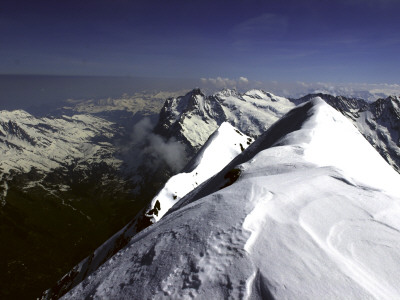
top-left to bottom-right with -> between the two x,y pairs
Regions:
372,95 -> 400,120
297,93 -> 369,115
190,87 -> 204,96
155,89 -> 227,151
169,97 -> 399,213
295,93 -> 400,173
62,98 -> 400,300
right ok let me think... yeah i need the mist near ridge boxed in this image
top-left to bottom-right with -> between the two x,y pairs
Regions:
118,117 -> 187,182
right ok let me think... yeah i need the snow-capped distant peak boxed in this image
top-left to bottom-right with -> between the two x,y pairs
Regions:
155,88 -> 295,152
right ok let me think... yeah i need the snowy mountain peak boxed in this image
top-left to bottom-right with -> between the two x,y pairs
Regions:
60,98 -> 400,300
155,89 -> 295,153
372,95 -> 400,121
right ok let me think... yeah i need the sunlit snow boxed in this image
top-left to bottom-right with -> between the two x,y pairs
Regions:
147,122 -> 253,222
62,98 -> 400,300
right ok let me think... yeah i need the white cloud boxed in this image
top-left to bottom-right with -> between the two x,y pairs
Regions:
199,77 -> 248,90
239,77 -> 249,84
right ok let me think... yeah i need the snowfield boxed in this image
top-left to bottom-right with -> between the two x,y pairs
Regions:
61,98 -> 400,299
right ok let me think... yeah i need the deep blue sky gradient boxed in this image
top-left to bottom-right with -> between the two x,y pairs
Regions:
1,0 -> 399,83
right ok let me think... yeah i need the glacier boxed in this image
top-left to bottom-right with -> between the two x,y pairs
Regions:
59,98 -> 400,299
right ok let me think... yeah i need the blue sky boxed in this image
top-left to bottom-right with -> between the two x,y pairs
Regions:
1,0 -> 400,83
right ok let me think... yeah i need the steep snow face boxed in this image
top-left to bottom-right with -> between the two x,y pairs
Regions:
298,93 -> 400,173
146,122 -> 254,222
156,88 -> 295,152
62,98 -> 400,300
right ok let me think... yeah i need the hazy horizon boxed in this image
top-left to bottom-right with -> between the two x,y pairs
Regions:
1,74 -> 399,112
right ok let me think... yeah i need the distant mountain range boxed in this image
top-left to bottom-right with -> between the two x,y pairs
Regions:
36,89 -> 400,299
0,88 -> 398,298
156,89 -> 399,172
50,97 -> 400,300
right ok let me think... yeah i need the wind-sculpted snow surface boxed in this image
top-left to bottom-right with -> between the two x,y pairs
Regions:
62,98 -> 400,299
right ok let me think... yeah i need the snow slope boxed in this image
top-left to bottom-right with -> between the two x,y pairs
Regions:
42,122 -> 253,299
61,98 -> 400,299
297,93 -> 400,173
146,122 -> 253,222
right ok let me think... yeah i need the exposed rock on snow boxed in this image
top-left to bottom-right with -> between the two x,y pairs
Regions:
60,98 -> 400,299
156,89 -> 400,174
42,121 -> 254,299
155,88 -> 294,153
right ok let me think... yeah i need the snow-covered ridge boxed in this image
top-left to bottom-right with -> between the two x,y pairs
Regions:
61,98 -> 400,299
298,93 -> 400,173
146,122 -> 254,222
42,122 -> 254,299
40,90 -> 399,299
155,89 -> 399,174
